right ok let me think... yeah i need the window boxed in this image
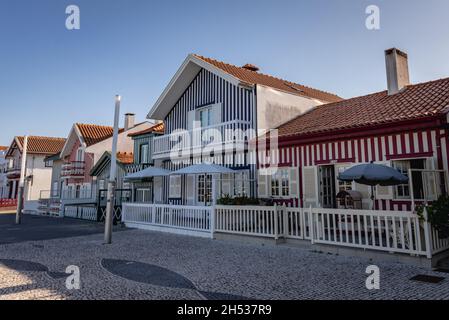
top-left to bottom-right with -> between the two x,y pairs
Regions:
139,144 -> 149,164
98,180 -> 105,190
197,174 -> 212,204
199,107 -> 212,128
76,148 -> 84,162
392,159 -> 425,199
234,171 -> 250,196
169,175 -> 181,198
271,168 -> 290,197
337,166 -> 352,191
45,160 -> 53,167
135,188 -> 151,203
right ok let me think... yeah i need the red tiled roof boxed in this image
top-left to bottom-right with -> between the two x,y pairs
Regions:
277,77 -> 449,138
0,146 -> 8,151
128,122 -> 164,137
16,136 -> 66,155
117,152 -> 133,165
76,123 -> 124,147
193,54 -> 342,103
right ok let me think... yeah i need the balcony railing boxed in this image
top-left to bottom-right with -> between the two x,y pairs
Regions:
61,161 -> 85,179
6,164 -> 21,178
125,163 -> 152,175
152,120 -> 253,158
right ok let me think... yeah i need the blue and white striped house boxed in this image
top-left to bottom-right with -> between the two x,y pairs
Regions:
145,54 -> 341,206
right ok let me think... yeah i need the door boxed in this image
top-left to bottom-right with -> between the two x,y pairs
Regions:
197,174 -> 213,206
319,165 -> 336,208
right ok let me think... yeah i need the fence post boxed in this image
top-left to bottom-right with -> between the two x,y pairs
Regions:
282,205 -> 288,238
210,206 -> 216,239
309,205 -> 315,245
274,204 -> 279,240
422,207 -> 433,259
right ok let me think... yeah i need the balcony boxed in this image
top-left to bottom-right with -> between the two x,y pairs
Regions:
6,165 -> 21,179
152,120 -> 253,159
125,163 -> 152,175
61,161 -> 85,179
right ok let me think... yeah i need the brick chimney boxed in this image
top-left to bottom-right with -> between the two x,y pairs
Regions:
242,63 -> 259,72
124,113 -> 135,130
385,48 -> 410,95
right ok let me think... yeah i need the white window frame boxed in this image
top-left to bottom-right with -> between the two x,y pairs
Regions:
76,148 -> 84,162
270,168 -> 290,198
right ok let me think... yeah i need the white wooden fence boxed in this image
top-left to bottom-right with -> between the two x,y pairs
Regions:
122,203 -> 449,258
122,203 -> 213,238
64,205 -> 97,221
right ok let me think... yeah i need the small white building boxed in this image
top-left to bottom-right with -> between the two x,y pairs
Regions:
0,146 -> 8,198
5,136 -> 66,213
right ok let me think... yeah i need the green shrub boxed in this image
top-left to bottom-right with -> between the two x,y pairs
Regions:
416,194 -> 449,239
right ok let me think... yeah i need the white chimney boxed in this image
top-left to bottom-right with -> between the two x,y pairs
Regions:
385,48 -> 410,95
124,113 -> 135,130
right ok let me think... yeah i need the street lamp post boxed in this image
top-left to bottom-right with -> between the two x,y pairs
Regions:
104,95 -> 121,244
16,135 -> 28,224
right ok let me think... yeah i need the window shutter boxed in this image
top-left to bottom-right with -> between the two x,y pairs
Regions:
221,173 -> 232,196
153,177 -> 163,203
186,174 -> 195,205
374,161 -> 393,199
289,167 -> 299,197
187,110 -> 195,131
169,175 -> 181,198
303,166 -> 317,206
257,169 -> 270,198
376,185 -> 393,199
212,103 -> 222,125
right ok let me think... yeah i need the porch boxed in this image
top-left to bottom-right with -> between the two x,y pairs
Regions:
122,203 -> 449,266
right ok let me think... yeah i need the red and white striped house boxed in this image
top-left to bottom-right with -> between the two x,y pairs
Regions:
258,48 -> 449,211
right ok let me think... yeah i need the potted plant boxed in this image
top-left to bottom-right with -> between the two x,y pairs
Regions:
416,194 -> 449,239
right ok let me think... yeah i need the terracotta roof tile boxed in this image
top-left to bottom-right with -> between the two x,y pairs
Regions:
193,54 -> 342,103
116,152 -> 134,165
277,77 -> 449,138
76,123 -> 124,147
128,122 -> 165,137
0,146 -> 8,151
16,136 -> 66,155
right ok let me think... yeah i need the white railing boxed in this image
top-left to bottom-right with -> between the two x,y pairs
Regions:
215,205 -> 283,238
121,203 -> 449,258
307,208 -> 428,256
122,203 -> 213,237
64,205 -> 97,221
152,120 -> 253,156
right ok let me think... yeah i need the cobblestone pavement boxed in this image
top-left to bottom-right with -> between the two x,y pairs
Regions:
1,227 -> 449,300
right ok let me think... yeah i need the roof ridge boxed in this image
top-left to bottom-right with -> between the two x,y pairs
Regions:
76,123 -> 113,129
193,54 -> 342,101
17,135 -> 66,140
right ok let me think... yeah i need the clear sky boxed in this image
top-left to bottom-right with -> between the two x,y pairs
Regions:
1,0 -> 449,146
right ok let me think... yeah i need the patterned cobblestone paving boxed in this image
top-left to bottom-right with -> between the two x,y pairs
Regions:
0,229 -> 449,300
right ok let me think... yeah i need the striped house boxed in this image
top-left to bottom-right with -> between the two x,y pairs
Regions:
146,54 -> 341,206
259,48 -> 449,211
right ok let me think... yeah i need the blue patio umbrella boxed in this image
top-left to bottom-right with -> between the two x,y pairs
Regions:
337,162 -> 408,209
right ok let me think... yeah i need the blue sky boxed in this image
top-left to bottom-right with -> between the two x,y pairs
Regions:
1,0 -> 449,146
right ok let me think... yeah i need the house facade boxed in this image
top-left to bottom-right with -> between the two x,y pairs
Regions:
40,114 -> 152,217
146,54 -> 341,206
261,48 -> 449,211
0,146 -> 8,199
4,136 -> 66,213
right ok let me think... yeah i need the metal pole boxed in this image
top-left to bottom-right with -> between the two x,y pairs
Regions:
104,95 -> 121,244
16,136 -> 28,224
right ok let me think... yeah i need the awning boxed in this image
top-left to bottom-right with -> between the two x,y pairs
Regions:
124,167 -> 172,180
170,163 -> 236,175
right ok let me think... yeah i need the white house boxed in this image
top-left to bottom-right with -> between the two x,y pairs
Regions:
0,146 -> 8,199
4,136 -> 66,213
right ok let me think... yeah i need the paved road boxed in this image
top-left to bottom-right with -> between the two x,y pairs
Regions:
1,219 -> 449,300
0,214 -> 125,244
